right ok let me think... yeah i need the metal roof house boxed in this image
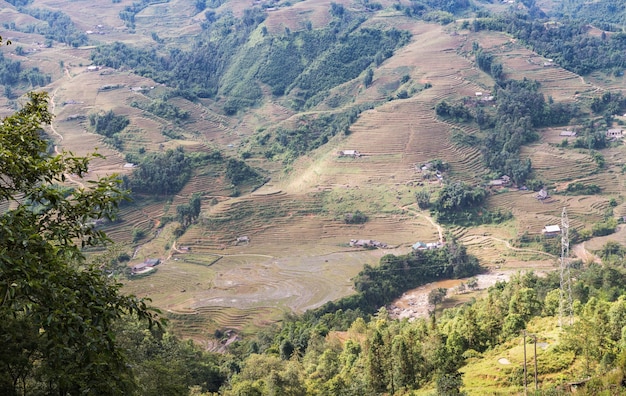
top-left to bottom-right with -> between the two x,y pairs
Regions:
542,225 -> 561,237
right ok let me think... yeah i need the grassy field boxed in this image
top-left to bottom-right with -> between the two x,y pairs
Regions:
3,1 -> 626,342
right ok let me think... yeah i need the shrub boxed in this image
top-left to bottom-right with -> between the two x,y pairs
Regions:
344,210 -> 368,224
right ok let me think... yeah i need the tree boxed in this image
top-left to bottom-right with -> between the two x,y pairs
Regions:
415,189 -> 431,209
363,68 -> 374,87
0,91 -> 160,395
428,288 -> 448,321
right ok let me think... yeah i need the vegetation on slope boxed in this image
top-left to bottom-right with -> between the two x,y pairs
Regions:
90,7 -> 410,113
5,0 -> 626,393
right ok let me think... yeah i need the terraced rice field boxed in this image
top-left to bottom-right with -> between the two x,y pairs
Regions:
124,245 -> 391,337
520,143 -> 597,182
11,0 -> 626,342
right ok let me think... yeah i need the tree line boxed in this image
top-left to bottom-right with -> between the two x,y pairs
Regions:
471,14 -> 626,76
90,6 -> 409,115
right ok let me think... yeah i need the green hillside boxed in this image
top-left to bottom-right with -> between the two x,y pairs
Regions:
2,0 -> 626,393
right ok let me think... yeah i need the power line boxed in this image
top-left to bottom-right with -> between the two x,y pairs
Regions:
559,207 -> 573,327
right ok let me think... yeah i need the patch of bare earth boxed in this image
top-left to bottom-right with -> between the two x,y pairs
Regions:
388,272 -> 512,320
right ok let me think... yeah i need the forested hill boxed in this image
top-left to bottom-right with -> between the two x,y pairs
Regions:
89,7 -> 411,113
3,0 -> 626,394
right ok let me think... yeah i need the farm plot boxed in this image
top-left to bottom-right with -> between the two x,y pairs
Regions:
520,143 -> 597,183
124,247 -> 383,335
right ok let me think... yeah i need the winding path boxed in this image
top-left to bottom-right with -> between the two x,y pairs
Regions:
49,89 -> 85,189
402,203 -> 557,258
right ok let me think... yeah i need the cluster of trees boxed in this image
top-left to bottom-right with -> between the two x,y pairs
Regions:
225,158 -> 264,187
174,193 -> 202,236
474,43 -> 504,82
15,8 -> 88,47
555,0 -> 626,32
433,182 -> 488,223
89,110 -> 130,137
472,15 -> 626,75
283,27 -> 410,109
125,147 -> 192,195
315,239 -> 481,318
344,210 -> 368,224
591,91 -> 626,122
91,6 -> 409,114
221,256 -> 626,395
176,194 -> 202,228
0,91 -> 164,395
130,99 -> 190,123
0,52 -> 50,98
263,105 -> 372,162
435,99 -> 473,122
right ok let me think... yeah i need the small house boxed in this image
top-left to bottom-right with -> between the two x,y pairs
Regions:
131,258 -> 161,275
351,239 -> 387,248
412,241 -> 427,250
542,225 -> 561,237
338,150 -> 361,158
131,263 -> 148,273
144,258 -> 160,267
489,175 -> 511,188
606,128 -> 624,139
130,263 -> 152,275
560,131 -> 577,137
536,189 -> 549,200
235,236 -> 250,245
412,241 -> 441,250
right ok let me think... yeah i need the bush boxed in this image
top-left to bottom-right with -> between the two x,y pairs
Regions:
89,110 -> 129,137
344,210 -> 368,224
592,218 -> 617,236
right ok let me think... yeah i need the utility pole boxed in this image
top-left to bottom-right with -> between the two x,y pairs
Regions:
559,207 -> 573,327
533,334 -> 538,394
523,330 -> 527,396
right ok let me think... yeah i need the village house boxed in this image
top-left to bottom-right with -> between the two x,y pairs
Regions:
338,150 -> 361,158
489,175 -> 511,188
234,236 -> 250,245
606,128 -> 624,139
350,239 -> 387,248
559,131 -> 577,137
412,241 -> 442,251
542,225 -> 561,237
131,258 -> 161,275
535,188 -> 549,201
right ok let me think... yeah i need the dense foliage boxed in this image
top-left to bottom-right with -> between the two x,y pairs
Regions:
130,99 -> 190,122
12,8 -> 88,47
262,104 -> 373,162
472,14 -> 626,75
0,91 -> 162,395
90,7 -> 409,113
89,110 -> 130,137
315,239 -> 481,319
438,76 -> 577,186
225,158 -> 264,186
126,147 -> 192,195
219,254 -> 626,395
0,52 -> 50,97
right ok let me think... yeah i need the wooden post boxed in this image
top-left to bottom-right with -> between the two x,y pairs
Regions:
523,330 -> 527,396
534,335 -> 538,393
